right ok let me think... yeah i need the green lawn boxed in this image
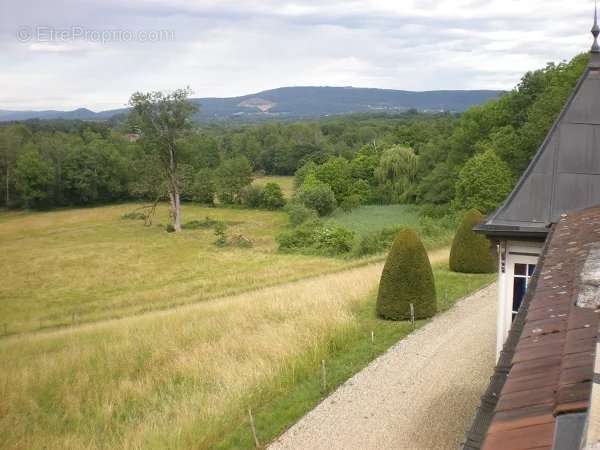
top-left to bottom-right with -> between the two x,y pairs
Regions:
326,205 -> 422,235
0,202 -> 354,334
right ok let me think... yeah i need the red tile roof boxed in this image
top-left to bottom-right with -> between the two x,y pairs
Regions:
467,206 -> 600,450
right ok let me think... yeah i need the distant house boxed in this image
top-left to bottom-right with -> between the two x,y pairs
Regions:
464,11 -> 600,450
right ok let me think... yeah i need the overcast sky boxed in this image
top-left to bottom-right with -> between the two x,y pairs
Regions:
0,0 -> 597,111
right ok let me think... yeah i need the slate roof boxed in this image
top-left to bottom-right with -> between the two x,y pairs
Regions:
477,53 -> 600,239
463,206 -> 600,450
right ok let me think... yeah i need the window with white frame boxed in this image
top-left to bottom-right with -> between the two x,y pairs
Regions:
512,263 -> 536,320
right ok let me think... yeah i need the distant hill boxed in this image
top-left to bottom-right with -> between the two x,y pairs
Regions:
0,86 -> 503,123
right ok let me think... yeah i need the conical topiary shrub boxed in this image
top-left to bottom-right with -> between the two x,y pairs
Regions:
449,209 -> 497,274
376,229 -> 437,320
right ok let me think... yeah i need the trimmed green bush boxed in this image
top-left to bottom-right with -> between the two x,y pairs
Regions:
449,209 -> 496,273
376,229 -> 437,320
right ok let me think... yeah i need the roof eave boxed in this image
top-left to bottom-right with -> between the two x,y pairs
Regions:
473,223 -> 550,240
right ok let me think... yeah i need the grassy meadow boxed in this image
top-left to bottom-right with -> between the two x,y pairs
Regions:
0,201 -> 492,450
326,204 -> 422,234
0,255 -> 493,450
327,204 -> 455,249
0,203 -> 356,334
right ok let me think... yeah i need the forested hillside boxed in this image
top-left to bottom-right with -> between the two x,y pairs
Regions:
0,87 -> 502,123
0,54 -> 587,212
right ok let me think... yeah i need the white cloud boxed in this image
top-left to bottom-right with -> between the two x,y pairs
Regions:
0,0 -> 597,110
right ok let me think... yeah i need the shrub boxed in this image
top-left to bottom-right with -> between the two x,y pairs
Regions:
276,220 -> 354,256
240,185 -> 264,208
277,220 -> 321,251
166,224 -> 176,233
214,221 -> 227,246
298,181 -> 337,216
449,209 -> 496,273
261,182 -> 286,210
376,229 -> 437,320
284,202 -> 318,227
313,226 -> 355,255
191,168 -> 216,205
122,211 -> 146,220
353,233 -> 385,257
353,226 -> 403,257
419,203 -> 452,219
340,194 -> 362,212
181,216 -> 218,230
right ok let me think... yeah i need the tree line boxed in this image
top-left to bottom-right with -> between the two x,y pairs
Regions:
290,53 -> 588,215
0,53 -> 588,224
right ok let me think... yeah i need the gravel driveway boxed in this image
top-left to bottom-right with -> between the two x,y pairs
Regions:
269,283 -> 497,450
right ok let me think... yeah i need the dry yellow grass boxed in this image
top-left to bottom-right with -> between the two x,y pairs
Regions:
0,203 -> 355,334
0,260 -> 393,449
0,203 -> 458,449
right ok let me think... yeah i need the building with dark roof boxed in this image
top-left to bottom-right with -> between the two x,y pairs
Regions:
464,8 -> 600,450
476,9 -> 600,358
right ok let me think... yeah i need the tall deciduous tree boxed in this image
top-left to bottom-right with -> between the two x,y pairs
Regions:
454,148 -> 513,213
128,88 -> 197,231
374,145 -> 417,203
0,125 -> 31,207
215,157 -> 253,204
15,144 -> 54,208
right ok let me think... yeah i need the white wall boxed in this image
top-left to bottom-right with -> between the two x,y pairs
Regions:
495,240 -> 543,359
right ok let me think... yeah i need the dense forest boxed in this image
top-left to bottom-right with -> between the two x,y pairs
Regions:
0,53 -> 588,213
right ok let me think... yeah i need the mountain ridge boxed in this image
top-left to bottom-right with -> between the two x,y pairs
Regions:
0,86 -> 504,123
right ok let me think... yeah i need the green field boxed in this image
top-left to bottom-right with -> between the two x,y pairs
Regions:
252,175 -> 295,199
326,204 -> 455,249
326,205 -> 422,234
0,203 -> 354,334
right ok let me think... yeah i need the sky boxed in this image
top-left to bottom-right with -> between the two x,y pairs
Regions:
0,0 -> 597,111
